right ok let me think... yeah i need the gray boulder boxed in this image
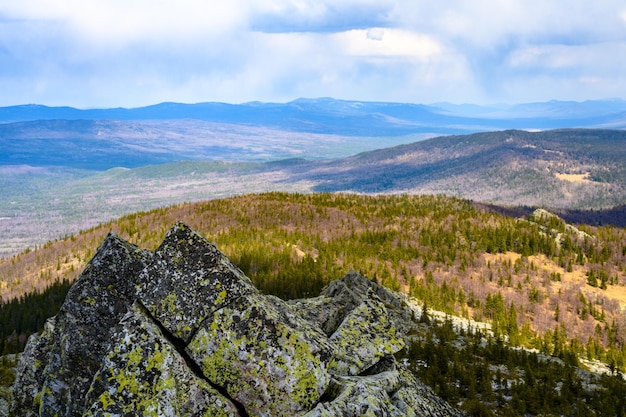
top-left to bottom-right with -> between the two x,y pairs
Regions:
83,302 -> 240,416
11,233 -> 151,417
10,222 -> 463,417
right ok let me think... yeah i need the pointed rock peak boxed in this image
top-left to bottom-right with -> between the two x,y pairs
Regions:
160,221 -> 206,251
10,230 -> 153,417
136,222 -> 257,343
339,270 -> 375,288
322,270 -> 402,308
88,230 -> 144,268
158,221 -> 221,259
320,270 -> 369,298
155,222 -> 252,285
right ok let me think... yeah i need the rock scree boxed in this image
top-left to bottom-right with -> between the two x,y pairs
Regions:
10,222 -> 464,417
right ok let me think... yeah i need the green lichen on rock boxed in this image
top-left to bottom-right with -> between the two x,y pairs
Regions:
304,358 -> 458,417
288,294 -> 350,336
10,232 -> 152,417
328,294 -> 405,376
10,223 -> 464,417
187,292 -> 333,416
135,222 -> 257,343
83,302 -> 239,417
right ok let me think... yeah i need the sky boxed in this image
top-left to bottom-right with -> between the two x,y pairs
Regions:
1,1 -> 626,108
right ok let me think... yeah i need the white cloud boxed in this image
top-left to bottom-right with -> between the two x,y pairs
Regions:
1,0 -> 626,106
337,29 -> 441,59
366,28 -> 384,41
507,45 -> 577,70
507,42 -> 626,73
499,41 -> 626,102
1,0 -> 248,46
391,1 -> 626,46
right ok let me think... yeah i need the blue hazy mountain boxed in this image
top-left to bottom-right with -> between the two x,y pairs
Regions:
2,98 -> 626,137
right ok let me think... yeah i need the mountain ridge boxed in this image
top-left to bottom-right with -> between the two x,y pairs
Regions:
2,98 -> 626,135
1,128 -> 625,258
3,193 -> 626,416
293,128 -> 626,208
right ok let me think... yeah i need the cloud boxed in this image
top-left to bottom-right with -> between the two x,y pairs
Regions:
1,1 -> 626,107
366,28 -> 384,41
250,0 -> 394,33
506,41 -> 626,79
1,0 -> 248,43
499,41 -> 626,102
337,29 -> 442,58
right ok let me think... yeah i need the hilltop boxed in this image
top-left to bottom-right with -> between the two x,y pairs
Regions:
3,193 -> 626,415
2,128 -> 625,258
295,129 -> 626,209
2,193 -> 626,355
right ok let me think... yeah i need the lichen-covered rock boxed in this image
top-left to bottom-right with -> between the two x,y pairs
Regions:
288,294 -> 353,337
83,302 -> 240,417
292,271 -> 409,377
136,222 -> 257,344
306,359 -> 460,417
328,293 -> 405,376
11,232 -> 152,417
187,292 -> 334,416
9,321 -> 54,417
316,271 -> 415,336
10,223 -> 464,417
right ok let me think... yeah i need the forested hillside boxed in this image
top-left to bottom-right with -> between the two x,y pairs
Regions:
2,192 -> 625,355
2,192 -> 626,415
3,128 -> 625,259
296,129 -> 626,210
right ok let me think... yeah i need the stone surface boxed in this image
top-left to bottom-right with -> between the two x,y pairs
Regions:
10,222 -> 464,417
314,271 -> 416,336
187,292 -> 334,416
10,232 -> 151,417
327,294 -> 405,376
83,302 -> 240,417
136,223 -> 257,344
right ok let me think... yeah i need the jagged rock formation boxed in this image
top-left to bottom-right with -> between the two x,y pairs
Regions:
10,222 -> 463,417
528,208 -> 594,245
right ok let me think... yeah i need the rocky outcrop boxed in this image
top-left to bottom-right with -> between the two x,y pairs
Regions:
528,208 -> 594,244
10,222 -> 463,417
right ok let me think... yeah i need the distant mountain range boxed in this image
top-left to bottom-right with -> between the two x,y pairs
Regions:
2,98 -> 626,137
1,98 -> 626,256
